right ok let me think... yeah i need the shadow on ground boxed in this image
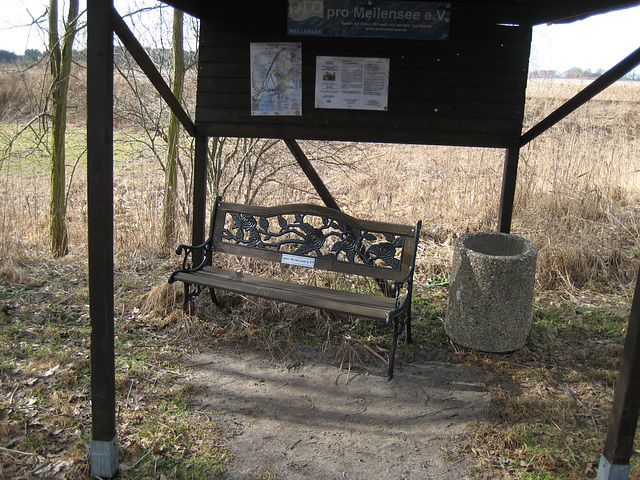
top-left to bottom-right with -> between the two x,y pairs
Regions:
188,345 -> 489,479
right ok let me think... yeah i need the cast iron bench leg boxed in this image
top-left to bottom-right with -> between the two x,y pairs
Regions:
209,287 -> 219,307
182,282 -> 190,309
387,318 -> 399,381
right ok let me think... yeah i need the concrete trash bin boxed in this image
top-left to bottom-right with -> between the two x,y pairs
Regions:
445,232 -> 538,352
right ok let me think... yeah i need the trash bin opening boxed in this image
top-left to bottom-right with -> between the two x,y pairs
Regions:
462,233 -> 528,257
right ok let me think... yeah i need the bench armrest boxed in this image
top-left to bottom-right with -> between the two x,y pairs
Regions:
385,280 -> 410,325
169,197 -> 222,283
168,242 -> 211,283
386,219 -> 421,324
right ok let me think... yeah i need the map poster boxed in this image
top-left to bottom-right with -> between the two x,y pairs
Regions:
250,43 -> 302,116
288,0 -> 450,40
315,56 -> 389,111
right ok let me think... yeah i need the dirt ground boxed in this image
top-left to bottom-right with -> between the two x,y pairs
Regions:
187,344 -> 490,480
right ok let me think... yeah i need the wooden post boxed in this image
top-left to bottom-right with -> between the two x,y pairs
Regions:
498,147 -> 519,234
598,268 -> 640,480
87,0 -> 118,477
192,136 -> 208,264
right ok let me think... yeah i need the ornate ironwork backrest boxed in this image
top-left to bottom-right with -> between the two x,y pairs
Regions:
212,201 -> 418,282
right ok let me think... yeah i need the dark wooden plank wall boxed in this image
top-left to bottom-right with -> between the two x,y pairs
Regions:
195,1 -> 531,147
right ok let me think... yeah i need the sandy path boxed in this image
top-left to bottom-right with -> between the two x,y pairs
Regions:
189,347 -> 489,479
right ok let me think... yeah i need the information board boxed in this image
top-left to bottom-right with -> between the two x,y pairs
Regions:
196,0 -> 532,148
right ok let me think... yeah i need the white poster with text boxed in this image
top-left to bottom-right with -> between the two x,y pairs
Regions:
315,56 -> 389,111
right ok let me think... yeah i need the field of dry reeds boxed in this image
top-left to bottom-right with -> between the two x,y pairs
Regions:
1,60 -> 640,479
1,65 -> 639,293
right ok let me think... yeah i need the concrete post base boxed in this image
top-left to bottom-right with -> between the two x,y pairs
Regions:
90,434 -> 119,479
597,454 -> 630,480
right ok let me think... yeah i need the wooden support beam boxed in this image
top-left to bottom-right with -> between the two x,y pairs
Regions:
111,7 -> 196,137
191,136 -> 209,264
87,0 -> 118,477
498,147 -> 519,234
598,268 -> 640,479
520,45 -> 640,147
283,138 -> 341,211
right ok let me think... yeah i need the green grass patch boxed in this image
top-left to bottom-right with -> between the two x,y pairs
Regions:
0,257 -> 230,479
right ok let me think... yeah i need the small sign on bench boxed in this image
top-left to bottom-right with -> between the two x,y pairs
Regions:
282,253 -> 316,268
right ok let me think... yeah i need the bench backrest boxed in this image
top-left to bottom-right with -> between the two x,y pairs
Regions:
208,197 -> 420,283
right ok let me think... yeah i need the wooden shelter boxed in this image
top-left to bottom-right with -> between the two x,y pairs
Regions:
86,1 -> 640,478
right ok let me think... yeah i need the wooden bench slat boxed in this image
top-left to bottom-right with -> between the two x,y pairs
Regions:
173,266 -> 397,320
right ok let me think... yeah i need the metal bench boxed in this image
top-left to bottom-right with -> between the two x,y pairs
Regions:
169,196 -> 421,380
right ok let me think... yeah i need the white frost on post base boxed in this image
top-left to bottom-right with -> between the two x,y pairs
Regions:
91,434 -> 118,478
597,454 -> 630,480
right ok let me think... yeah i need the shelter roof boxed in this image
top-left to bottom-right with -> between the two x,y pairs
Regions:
162,0 -> 640,25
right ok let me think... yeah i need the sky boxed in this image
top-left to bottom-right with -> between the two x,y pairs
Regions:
1,1 -> 640,75
529,5 -> 640,74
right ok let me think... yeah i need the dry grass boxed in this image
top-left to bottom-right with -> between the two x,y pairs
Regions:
1,73 -> 640,478
2,68 -> 638,292
518,80 -> 640,291
0,65 -> 51,121
442,288 -> 635,479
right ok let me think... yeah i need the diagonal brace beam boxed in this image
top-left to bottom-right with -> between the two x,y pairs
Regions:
283,138 -> 394,297
283,138 -> 341,211
519,45 -> 640,147
111,7 -> 196,137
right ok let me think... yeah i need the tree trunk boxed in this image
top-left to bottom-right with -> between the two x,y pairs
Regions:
49,0 -> 79,257
162,8 -> 185,251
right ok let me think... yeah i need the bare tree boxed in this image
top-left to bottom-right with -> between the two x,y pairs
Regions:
161,8 -> 184,250
48,0 -> 79,257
